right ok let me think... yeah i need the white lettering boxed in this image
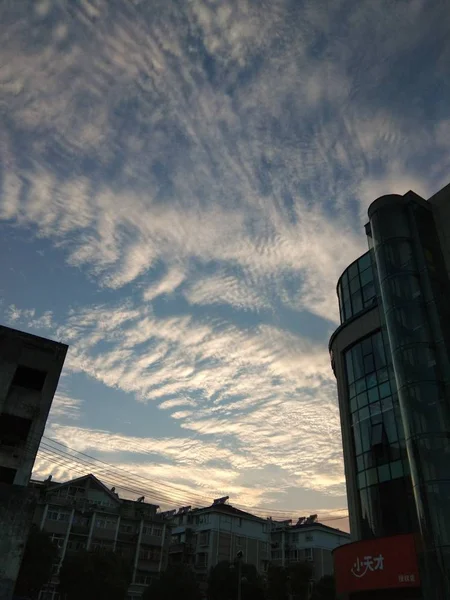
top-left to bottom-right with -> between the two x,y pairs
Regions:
351,554 -> 385,578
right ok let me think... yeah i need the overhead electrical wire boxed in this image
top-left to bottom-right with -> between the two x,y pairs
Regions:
23,432 -> 349,523
33,434 -> 350,521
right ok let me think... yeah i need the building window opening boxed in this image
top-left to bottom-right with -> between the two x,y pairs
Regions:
0,413 -> 32,446
12,365 -> 47,391
0,466 -> 17,484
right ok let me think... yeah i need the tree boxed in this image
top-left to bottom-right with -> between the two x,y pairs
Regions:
267,563 -> 313,600
143,564 -> 201,600
311,575 -> 336,600
267,565 -> 289,600
208,560 -> 265,600
59,550 -> 132,600
14,525 -> 59,599
288,561 -> 313,600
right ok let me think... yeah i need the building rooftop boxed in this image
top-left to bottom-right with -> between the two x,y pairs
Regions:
0,323 -> 68,352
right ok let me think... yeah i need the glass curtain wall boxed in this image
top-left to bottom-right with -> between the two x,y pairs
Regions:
369,196 -> 450,599
337,252 -> 377,323
344,330 -> 417,539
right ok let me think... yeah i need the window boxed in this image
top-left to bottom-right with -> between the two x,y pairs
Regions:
196,553 -> 208,568
305,548 -> 313,561
68,486 -> 85,497
199,531 -> 210,546
12,365 -> 47,391
198,514 -> 210,524
236,536 -> 242,546
0,413 -> 32,446
39,586 -> 60,600
58,512 -> 70,522
48,511 -> 70,522
152,527 -> 162,537
139,548 -> 161,561
305,534 -> 313,542
51,535 -> 65,548
96,518 -> 117,529
0,466 -> 17,484
72,516 -> 89,527
91,540 -> 113,551
237,517 -> 242,527
135,574 -> 152,585
338,253 -> 377,323
67,540 -> 85,551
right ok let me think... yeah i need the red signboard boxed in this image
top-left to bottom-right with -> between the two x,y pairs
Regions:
333,534 -> 421,594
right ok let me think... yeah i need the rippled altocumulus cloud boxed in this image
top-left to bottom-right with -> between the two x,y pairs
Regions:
1,0 -> 450,520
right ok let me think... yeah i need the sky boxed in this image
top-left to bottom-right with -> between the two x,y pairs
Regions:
1,0 -> 450,530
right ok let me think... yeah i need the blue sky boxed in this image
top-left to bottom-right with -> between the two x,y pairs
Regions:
1,0 -> 449,528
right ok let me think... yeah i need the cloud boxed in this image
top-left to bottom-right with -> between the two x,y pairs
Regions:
5,304 -> 35,323
143,267 -> 185,301
2,0 -> 450,519
18,297 -> 344,505
48,392 -> 84,421
35,421 -> 344,515
184,271 -> 271,312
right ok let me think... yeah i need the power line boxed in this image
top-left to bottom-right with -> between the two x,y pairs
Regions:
36,445 -> 349,524
41,436 -> 349,519
25,433 -> 349,522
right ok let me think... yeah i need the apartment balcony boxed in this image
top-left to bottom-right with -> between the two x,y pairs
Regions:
138,559 -> 160,572
169,542 -> 194,554
93,527 -> 116,540
141,532 -> 164,545
70,524 -> 89,535
117,531 -> 139,543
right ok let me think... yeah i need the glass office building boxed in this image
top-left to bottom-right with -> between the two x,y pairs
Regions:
329,184 -> 450,599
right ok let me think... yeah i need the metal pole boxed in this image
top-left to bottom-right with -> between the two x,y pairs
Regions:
237,556 -> 242,600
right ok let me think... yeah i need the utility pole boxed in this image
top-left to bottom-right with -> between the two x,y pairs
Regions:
237,550 -> 243,600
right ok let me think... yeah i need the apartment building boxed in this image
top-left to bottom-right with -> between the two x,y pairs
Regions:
168,497 -> 270,580
31,474 -> 170,600
0,325 -> 67,600
269,516 -> 350,580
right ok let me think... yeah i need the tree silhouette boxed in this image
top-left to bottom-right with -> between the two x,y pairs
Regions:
267,562 -> 313,600
208,560 -> 264,600
311,575 -> 336,600
59,550 -> 132,600
14,525 -> 58,599
143,564 -> 201,600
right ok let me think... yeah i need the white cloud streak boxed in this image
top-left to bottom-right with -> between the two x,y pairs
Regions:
2,0 -> 450,516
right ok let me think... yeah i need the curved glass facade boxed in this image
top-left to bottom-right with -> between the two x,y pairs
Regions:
369,196 -> 450,598
337,252 -> 377,324
344,330 -> 417,538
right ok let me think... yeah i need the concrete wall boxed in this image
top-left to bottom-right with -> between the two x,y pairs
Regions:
312,547 -> 334,579
0,485 -> 36,600
0,326 -> 67,486
171,508 -> 269,575
0,327 -> 67,600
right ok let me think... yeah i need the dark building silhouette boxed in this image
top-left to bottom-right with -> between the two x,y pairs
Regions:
329,184 -> 450,599
0,326 -> 67,600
